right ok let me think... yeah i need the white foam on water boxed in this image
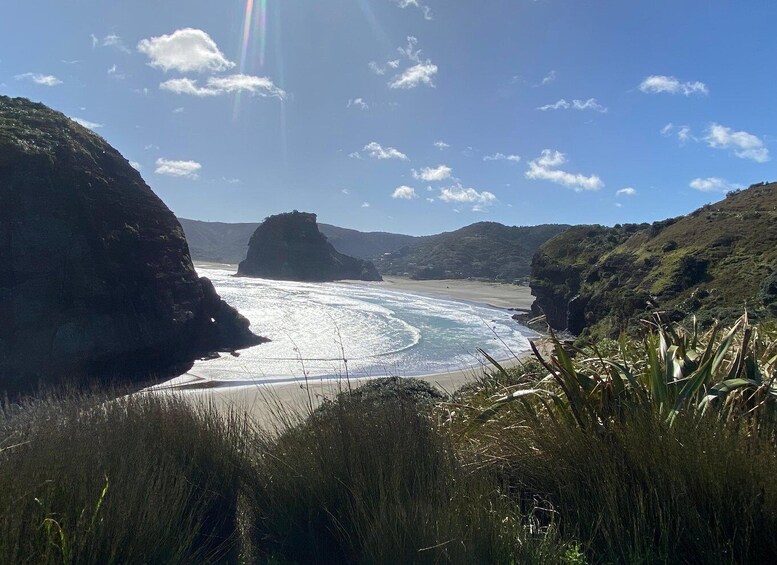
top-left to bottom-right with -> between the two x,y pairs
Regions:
192,266 -> 537,384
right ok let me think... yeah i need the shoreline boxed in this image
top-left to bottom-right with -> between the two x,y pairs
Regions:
148,352 -> 537,428
172,263 -> 544,425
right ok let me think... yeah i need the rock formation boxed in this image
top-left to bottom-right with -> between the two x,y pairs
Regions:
0,96 -> 266,395
237,211 -> 382,282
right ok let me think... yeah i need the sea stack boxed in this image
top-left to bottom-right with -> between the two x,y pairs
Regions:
238,211 -> 383,282
0,96 -> 266,395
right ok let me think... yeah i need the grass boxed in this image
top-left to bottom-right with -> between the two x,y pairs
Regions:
2,315 -> 776,563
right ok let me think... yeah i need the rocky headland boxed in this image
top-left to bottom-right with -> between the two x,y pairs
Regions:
0,96 -> 266,395
530,182 -> 777,339
237,211 -> 382,282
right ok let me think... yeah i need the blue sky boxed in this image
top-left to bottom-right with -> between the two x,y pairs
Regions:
2,1 -> 776,235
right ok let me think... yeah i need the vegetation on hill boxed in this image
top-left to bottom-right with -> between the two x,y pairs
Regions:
376,222 -> 570,281
4,316 -> 777,563
531,182 -> 777,339
178,217 -> 569,282
178,219 -> 259,264
317,223 -> 416,260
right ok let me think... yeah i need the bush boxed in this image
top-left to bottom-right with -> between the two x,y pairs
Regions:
0,391 -> 250,564
244,387 -> 563,563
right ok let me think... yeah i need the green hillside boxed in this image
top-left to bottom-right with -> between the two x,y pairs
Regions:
376,222 -> 570,282
531,182 -> 777,338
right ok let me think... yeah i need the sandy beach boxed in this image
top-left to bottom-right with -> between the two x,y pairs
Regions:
167,267 -> 540,427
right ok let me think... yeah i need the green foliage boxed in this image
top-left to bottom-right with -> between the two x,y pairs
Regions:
457,316 -> 777,563
531,182 -> 777,336
0,391 -> 249,564
376,222 -> 570,281
245,386 -> 563,563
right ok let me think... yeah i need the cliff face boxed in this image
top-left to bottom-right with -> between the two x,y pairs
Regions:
237,211 -> 382,282
0,96 -> 266,395
530,182 -> 777,339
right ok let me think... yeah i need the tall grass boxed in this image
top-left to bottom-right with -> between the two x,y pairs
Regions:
0,390 -> 249,564
0,380 -> 572,564
243,383 -> 565,563
454,314 -> 777,563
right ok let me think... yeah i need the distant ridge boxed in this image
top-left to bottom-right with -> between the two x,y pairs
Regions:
178,217 -> 569,282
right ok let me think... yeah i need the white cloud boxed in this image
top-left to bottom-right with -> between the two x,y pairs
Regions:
526,149 -> 603,192
387,36 -> 437,89
15,73 -> 62,86
69,117 -> 103,130
689,177 -> 740,193
434,140 -> 450,150
412,164 -> 452,182
439,184 -> 497,211
661,123 -> 694,144
102,34 -> 131,53
155,158 -> 202,179
394,0 -> 432,20
537,99 -> 569,111
347,97 -> 369,110
361,202 -> 371,208
483,152 -> 521,163
348,151 -> 362,160
392,185 -> 418,199
537,98 -> 607,113
426,197 -> 435,203
616,187 -> 637,197
129,161 -> 142,171
341,188 -> 349,195
138,28 -> 235,73
368,61 -> 386,76
173,107 -> 185,113
389,62 -> 438,89
639,75 -> 708,96
91,34 -> 99,48
703,123 -> 769,162
107,64 -> 127,79
363,141 -> 408,160
540,70 -> 557,85
160,74 -> 286,99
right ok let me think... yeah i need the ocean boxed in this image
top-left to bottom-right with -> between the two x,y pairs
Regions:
191,266 -> 537,385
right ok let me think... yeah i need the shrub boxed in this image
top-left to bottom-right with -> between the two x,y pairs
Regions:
244,386 -> 563,563
0,391 -> 249,564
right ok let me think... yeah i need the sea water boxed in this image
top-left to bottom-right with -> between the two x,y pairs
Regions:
191,266 -> 537,384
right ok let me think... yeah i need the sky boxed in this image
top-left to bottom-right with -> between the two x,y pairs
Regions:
2,1 -> 776,236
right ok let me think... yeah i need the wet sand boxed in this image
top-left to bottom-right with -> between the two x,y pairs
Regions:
170,267 -> 540,427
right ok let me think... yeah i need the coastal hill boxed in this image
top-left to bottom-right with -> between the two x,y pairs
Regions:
179,217 -> 415,264
0,96 -> 265,394
376,222 -> 569,281
531,182 -> 777,338
180,217 -> 568,282
237,211 -> 382,282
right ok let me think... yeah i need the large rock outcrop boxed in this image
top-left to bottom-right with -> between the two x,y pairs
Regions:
238,211 -> 382,282
530,182 -> 777,339
0,96 -> 266,395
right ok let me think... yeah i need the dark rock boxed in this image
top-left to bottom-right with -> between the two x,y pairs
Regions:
0,96 -> 266,395
238,211 -> 382,282
566,294 -> 588,335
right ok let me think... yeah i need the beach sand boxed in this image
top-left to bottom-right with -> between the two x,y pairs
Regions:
164,268 -> 540,427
